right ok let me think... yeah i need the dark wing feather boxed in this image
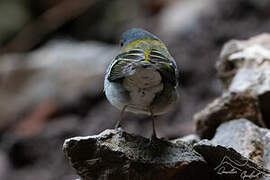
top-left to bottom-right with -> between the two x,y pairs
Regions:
149,49 -> 178,87
107,61 -> 127,82
107,49 -> 145,82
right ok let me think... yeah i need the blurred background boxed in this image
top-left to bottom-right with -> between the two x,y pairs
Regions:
0,0 -> 270,179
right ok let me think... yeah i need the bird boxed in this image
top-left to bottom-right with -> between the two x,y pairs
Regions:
104,28 -> 179,140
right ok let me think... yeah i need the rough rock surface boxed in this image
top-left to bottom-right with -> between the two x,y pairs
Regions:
194,139 -> 270,180
193,119 -> 270,180
195,34 -> 270,138
195,92 -> 265,139
211,119 -> 270,171
217,34 -> 270,92
171,134 -> 200,146
63,129 -> 211,180
217,34 -> 270,127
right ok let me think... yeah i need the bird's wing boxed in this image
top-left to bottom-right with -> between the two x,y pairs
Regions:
149,49 -> 178,87
107,48 -> 178,86
107,49 -> 145,82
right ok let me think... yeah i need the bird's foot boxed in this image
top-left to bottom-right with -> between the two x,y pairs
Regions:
148,134 -> 162,151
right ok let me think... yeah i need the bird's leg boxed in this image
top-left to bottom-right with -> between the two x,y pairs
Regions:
150,108 -> 158,141
115,105 -> 128,130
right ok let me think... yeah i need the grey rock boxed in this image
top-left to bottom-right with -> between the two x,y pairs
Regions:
217,34 -> 270,93
195,34 -> 270,138
63,129 -> 211,180
194,139 -> 270,180
171,134 -> 200,146
195,92 -> 264,139
211,119 -> 270,171
217,34 -> 270,127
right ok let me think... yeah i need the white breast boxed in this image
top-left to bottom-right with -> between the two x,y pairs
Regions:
123,66 -> 163,108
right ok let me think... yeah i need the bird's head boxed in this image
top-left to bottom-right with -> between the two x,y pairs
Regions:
120,28 -> 160,48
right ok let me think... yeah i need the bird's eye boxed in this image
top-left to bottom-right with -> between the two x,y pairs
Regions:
120,40 -> 124,47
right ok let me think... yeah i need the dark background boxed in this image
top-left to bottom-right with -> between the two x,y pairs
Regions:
0,0 -> 269,179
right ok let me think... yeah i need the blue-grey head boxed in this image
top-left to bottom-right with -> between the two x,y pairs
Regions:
120,28 -> 160,48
